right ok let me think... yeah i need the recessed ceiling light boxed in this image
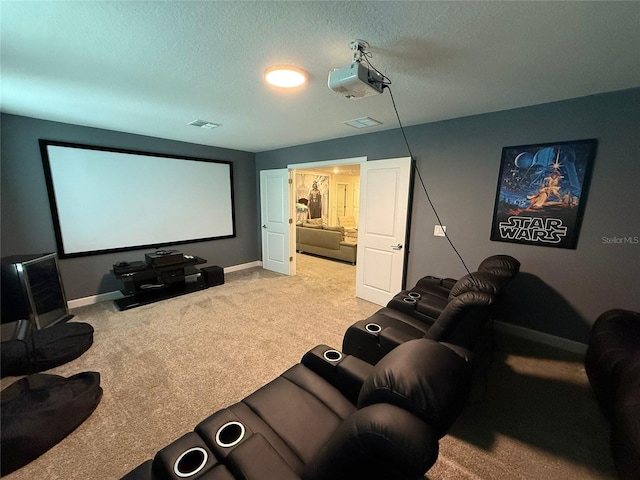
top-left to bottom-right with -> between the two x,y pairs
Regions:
342,117 -> 383,129
264,65 -> 308,88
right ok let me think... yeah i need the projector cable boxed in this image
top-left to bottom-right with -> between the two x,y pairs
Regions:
384,83 -> 475,280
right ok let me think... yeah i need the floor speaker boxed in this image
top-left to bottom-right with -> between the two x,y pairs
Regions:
200,266 -> 224,287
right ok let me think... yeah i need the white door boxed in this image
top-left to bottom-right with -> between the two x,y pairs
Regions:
260,169 -> 291,275
356,157 -> 412,306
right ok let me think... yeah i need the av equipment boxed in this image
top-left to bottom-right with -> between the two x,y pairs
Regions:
328,61 -> 384,99
1,253 -> 72,330
145,250 -> 185,267
112,254 -> 207,310
328,39 -> 384,100
200,265 -> 225,287
112,261 -> 148,275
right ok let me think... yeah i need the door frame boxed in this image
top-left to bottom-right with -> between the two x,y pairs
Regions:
260,156 -> 412,300
287,157 -> 367,277
288,157 -> 367,171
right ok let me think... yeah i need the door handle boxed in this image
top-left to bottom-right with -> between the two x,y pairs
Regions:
391,244 -> 403,250
262,224 -> 267,228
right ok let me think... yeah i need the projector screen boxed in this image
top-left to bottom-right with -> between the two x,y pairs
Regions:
40,140 -> 235,258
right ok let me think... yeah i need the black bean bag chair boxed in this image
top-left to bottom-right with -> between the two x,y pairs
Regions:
1,322 -> 94,378
0,371 -> 103,475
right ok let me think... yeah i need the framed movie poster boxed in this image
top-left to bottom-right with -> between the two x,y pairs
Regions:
295,173 -> 329,225
490,139 -> 597,249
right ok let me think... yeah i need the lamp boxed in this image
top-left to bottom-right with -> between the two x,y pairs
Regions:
264,65 -> 308,88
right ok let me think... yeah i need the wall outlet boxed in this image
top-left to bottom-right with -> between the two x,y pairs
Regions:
434,225 -> 447,237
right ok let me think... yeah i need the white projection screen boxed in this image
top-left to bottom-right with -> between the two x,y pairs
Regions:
40,140 -> 235,257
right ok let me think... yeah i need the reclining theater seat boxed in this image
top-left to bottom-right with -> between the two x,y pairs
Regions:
477,254 -> 521,279
342,258 -> 519,368
343,290 -> 495,365
408,254 -> 521,307
585,309 -> 640,480
122,339 -> 475,480
388,270 -> 506,325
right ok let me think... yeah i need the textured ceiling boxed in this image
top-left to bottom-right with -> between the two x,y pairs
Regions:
2,1 -> 640,153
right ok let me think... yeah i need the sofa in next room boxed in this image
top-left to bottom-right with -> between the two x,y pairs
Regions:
296,224 -> 357,265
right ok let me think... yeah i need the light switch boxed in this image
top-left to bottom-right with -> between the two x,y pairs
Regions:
434,225 -> 447,237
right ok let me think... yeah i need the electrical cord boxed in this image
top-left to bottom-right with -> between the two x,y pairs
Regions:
362,46 -> 494,402
384,83 -> 475,280
358,45 -> 475,278
361,51 -> 392,86
380,65 -> 495,396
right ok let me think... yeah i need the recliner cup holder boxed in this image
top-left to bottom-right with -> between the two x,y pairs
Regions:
173,447 -> 208,478
407,292 -> 421,299
323,349 -> 343,362
403,297 -> 417,304
215,421 -> 245,448
365,323 -> 382,334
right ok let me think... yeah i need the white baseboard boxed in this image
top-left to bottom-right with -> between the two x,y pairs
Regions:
493,320 -> 588,355
67,261 -> 264,309
223,260 -> 262,273
68,290 -> 125,309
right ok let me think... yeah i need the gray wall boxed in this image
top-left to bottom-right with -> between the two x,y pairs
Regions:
1,114 -> 260,300
257,88 -> 640,343
3,89 -> 638,342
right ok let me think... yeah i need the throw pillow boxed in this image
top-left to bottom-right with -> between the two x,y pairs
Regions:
323,225 -> 345,234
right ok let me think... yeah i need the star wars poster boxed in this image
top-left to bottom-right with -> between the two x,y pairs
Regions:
490,139 -> 597,249
295,173 -> 329,224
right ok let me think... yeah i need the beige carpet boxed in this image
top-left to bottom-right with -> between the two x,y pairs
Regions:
427,334 -> 616,480
1,253 -> 617,479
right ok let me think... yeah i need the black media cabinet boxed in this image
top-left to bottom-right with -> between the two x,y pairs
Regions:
112,255 -> 207,311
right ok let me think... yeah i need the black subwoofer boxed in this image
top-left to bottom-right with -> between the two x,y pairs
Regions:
200,266 -> 224,287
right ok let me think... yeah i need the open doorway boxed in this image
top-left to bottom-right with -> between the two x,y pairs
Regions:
286,157 -> 365,282
292,157 -> 413,306
293,163 -> 360,281
293,165 -> 360,228
260,156 -> 411,306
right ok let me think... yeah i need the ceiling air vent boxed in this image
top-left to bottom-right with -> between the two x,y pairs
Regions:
342,116 -> 382,129
188,119 -> 221,129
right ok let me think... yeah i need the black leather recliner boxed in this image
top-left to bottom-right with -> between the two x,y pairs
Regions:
122,339 -> 474,480
380,255 -> 520,342
411,254 -> 521,299
341,257 -> 519,368
585,309 -> 640,480
343,290 -> 495,365
477,254 -> 521,278
394,254 -> 520,319
387,270 -> 506,325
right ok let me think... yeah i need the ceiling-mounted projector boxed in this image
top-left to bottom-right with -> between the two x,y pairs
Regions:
328,40 -> 385,100
328,62 -> 384,99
